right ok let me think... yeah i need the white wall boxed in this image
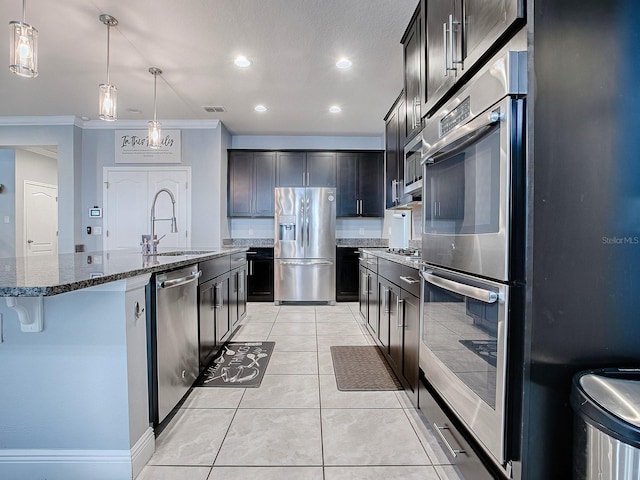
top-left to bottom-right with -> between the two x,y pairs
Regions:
0,149 -> 16,258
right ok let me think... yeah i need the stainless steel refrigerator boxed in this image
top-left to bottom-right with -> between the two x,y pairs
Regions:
274,187 -> 336,304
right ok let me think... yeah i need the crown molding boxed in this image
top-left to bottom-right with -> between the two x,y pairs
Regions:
0,116 -> 82,127
0,116 -> 221,130
81,119 -> 221,130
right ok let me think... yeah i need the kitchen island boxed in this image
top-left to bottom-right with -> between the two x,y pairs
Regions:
0,248 -> 246,480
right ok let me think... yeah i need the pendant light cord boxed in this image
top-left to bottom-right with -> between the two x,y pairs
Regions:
22,0 -> 26,23
153,72 -> 157,122
106,23 -> 110,85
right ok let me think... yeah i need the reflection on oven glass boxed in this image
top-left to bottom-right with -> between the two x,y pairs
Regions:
424,298 -> 498,408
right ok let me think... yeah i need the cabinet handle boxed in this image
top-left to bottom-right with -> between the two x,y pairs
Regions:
443,22 -> 449,76
383,287 -> 389,314
400,276 -> 420,285
214,283 -> 223,309
397,297 -> 404,328
134,301 -> 145,321
391,179 -> 397,202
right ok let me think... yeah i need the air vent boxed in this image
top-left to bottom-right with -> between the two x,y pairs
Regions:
203,106 -> 226,113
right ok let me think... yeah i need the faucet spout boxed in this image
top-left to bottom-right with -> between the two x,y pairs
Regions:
150,188 -> 178,250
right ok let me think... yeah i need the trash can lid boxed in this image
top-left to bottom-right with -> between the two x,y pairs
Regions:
571,368 -> 640,448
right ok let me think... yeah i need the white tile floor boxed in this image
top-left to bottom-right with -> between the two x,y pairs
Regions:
136,303 -> 465,480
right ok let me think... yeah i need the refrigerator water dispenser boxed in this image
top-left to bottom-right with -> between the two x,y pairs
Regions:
278,215 -> 297,241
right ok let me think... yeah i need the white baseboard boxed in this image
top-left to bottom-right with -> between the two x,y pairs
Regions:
0,428 -> 155,480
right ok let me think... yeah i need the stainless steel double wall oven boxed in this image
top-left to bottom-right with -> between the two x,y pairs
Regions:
419,43 -> 526,473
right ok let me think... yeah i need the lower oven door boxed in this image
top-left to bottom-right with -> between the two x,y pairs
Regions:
420,266 -> 508,466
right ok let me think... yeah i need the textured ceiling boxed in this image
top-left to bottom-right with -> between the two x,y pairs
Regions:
0,0 -> 418,136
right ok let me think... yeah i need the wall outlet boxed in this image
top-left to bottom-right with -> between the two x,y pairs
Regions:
359,228 -> 365,236
249,228 -> 254,236
94,227 -> 102,235
3,216 -> 9,224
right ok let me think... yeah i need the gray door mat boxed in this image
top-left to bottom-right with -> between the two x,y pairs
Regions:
330,345 -> 403,391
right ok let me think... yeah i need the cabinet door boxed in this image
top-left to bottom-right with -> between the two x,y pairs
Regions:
402,290 -> 420,394
276,152 -> 305,186
228,151 -> 254,217
385,104 -> 400,209
198,280 -> 217,368
337,152 -> 359,216
254,152 -> 276,216
231,267 -> 247,325
247,250 -> 274,302
359,265 -> 369,322
307,152 -> 336,187
367,271 -> 379,338
358,152 -> 384,217
425,0 -> 459,115
387,282 -> 402,372
404,8 -> 423,140
214,274 -> 230,343
336,247 -> 360,301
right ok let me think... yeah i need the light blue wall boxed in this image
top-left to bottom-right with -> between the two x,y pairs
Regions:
0,122 -> 79,254
0,149 -> 16,258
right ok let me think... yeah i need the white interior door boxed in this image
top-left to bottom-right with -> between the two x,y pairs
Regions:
104,167 -> 191,251
24,181 -> 58,256
104,171 -> 148,250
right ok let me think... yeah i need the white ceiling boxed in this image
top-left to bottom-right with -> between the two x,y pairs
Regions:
0,0 -> 418,136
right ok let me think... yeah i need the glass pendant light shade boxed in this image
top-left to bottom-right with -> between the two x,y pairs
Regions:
148,120 -> 162,149
99,14 -> 118,121
98,83 -> 117,121
148,67 -> 163,149
9,0 -> 38,78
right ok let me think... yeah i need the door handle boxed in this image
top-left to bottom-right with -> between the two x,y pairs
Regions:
400,276 -> 420,285
421,271 -> 499,303
158,270 -> 201,289
27,239 -> 34,244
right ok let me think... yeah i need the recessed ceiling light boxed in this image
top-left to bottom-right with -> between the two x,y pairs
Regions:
329,105 -> 342,113
336,58 -> 352,69
254,105 -> 267,112
127,108 -> 142,114
234,56 -> 251,68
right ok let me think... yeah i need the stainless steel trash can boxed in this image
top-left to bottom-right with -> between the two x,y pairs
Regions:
571,368 -> 640,480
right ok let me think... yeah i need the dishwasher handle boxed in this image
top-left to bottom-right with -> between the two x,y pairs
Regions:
158,270 -> 202,289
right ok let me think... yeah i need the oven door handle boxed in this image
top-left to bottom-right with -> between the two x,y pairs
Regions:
421,271 -> 498,304
422,107 -> 502,165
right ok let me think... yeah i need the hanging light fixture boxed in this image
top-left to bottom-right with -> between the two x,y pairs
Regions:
148,67 -> 163,149
9,0 -> 38,77
98,14 -> 118,121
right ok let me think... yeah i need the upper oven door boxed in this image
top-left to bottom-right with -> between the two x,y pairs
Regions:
421,95 -> 524,281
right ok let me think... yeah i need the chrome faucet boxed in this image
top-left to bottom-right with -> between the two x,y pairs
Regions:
150,188 -> 178,252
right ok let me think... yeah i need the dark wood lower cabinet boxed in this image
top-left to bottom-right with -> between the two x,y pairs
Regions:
336,247 -> 360,302
247,248 -> 274,302
360,255 -> 420,406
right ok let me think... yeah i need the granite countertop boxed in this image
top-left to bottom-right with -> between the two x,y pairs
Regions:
0,247 -> 247,297
358,247 -> 424,269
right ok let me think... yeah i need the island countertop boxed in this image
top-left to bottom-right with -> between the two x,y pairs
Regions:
0,247 -> 247,297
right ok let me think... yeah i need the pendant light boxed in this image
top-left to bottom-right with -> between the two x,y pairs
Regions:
98,14 -> 118,121
9,0 -> 38,77
148,67 -> 163,149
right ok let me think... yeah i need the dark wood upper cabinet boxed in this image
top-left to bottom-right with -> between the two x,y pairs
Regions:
423,0 -> 524,116
336,151 -> 383,217
276,151 -> 336,187
402,4 -> 423,142
228,150 -> 275,217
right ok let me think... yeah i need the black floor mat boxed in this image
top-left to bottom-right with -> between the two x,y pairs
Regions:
196,341 -> 275,387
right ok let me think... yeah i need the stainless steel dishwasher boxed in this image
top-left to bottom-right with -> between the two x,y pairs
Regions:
148,264 -> 201,426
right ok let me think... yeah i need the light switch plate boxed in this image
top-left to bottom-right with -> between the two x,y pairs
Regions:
94,227 -> 102,235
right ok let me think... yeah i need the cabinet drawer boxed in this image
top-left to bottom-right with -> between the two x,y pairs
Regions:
199,256 -> 230,283
230,252 -> 247,269
378,258 -> 403,285
358,252 -> 378,274
400,265 -> 421,297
